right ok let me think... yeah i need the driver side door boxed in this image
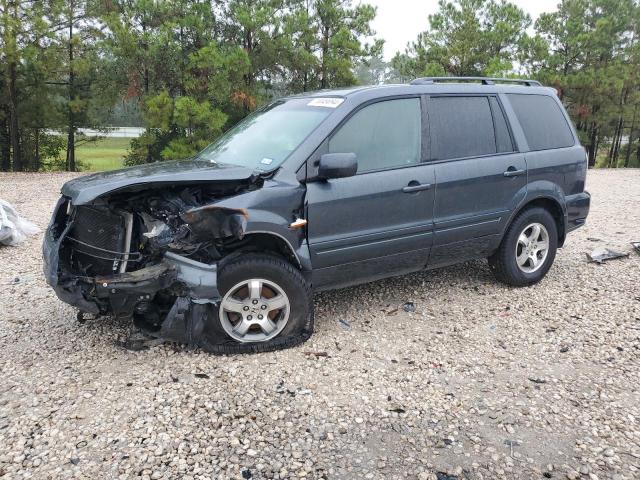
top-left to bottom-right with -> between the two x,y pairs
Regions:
305,97 -> 436,290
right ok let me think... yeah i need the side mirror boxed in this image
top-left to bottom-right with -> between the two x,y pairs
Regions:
318,153 -> 357,180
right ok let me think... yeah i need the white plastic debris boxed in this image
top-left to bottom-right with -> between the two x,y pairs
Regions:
586,246 -> 629,264
0,199 -> 40,246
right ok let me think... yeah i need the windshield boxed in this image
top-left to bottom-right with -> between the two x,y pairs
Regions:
197,98 -> 339,170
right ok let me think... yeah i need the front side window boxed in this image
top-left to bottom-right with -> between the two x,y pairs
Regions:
197,98 -> 334,171
328,98 -> 422,173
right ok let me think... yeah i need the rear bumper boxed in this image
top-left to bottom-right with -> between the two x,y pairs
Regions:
566,191 -> 591,233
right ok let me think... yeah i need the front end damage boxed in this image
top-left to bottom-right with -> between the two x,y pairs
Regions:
43,177 -> 302,351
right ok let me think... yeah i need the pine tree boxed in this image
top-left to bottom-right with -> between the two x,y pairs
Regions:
391,0 -> 531,79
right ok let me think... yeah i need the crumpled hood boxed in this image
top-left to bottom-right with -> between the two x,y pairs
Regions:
62,159 -> 257,205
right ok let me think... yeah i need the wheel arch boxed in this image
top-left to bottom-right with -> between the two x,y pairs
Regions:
222,232 -> 303,269
508,196 -> 567,247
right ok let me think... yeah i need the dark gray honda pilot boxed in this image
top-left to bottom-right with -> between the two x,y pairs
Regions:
43,77 -> 591,353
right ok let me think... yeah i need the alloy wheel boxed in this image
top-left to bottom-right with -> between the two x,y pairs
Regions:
515,222 -> 550,273
219,278 -> 290,343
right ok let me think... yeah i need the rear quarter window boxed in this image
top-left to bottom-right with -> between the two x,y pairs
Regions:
507,94 -> 574,151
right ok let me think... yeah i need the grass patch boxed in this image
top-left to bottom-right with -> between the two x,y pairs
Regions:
76,137 -> 131,172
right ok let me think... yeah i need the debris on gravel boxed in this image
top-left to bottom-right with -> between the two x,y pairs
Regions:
1,169 -> 639,479
586,246 -> 630,263
402,301 -> 416,313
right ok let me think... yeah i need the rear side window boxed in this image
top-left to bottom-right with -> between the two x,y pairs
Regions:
507,94 -> 574,150
329,98 -> 421,172
429,96 -> 497,160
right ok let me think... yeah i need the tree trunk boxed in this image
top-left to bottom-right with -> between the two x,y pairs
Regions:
179,24 -> 185,96
303,0 -> 310,92
142,21 -> 149,95
624,104 -> 637,168
243,28 -> 254,95
66,1 -> 76,172
0,111 -> 9,172
141,19 -> 152,164
66,126 -> 76,172
608,116 -> 623,167
7,0 -> 22,171
7,61 -> 21,171
610,87 -> 627,167
34,128 -> 41,171
607,128 -> 616,166
0,74 -> 9,170
320,25 -> 329,89
587,123 -> 598,167
612,119 -> 624,167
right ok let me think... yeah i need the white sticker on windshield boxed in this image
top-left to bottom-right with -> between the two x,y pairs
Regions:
260,157 -> 274,165
307,98 -> 344,108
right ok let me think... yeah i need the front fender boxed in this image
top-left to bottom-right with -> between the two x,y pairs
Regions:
213,178 -> 312,271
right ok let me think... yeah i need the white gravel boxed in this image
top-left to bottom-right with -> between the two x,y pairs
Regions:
0,170 -> 639,480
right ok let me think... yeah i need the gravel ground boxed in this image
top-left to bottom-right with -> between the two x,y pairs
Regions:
0,170 -> 639,480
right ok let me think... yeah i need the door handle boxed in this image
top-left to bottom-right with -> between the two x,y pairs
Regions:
503,167 -> 526,177
402,183 -> 432,193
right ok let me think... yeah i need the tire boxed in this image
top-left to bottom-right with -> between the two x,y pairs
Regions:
489,207 -> 558,287
207,253 -> 313,354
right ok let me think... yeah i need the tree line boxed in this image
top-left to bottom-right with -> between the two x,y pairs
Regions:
1,0 -> 638,172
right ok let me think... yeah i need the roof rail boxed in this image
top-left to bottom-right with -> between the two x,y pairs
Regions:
410,76 -> 542,87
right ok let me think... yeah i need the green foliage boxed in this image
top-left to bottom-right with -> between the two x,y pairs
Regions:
525,0 -> 640,167
161,96 -> 227,159
273,0 -> 382,93
24,132 -> 67,171
392,0 -> 531,78
2,0 -> 639,171
0,0 -> 68,170
392,0 -> 640,168
124,130 -> 171,166
115,0 -> 380,166
145,92 -> 174,131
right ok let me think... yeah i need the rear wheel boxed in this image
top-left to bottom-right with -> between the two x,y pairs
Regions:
489,207 -> 558,287
213,254 -> 313,353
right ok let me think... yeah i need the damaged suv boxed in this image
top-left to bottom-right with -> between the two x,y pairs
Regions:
44,77 -> 590,353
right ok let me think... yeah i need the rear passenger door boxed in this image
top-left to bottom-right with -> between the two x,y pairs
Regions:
427,95 -> 527,267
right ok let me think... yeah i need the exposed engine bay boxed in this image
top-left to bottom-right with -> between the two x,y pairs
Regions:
42,175 -> 309,353
64,182 -> 252,279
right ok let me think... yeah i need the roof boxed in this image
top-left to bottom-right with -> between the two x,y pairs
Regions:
287,85 -> 378,98
286,79 -> 555,101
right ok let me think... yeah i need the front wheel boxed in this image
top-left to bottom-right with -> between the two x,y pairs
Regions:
489,207 -> 558,287
212,254 -> 313,353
